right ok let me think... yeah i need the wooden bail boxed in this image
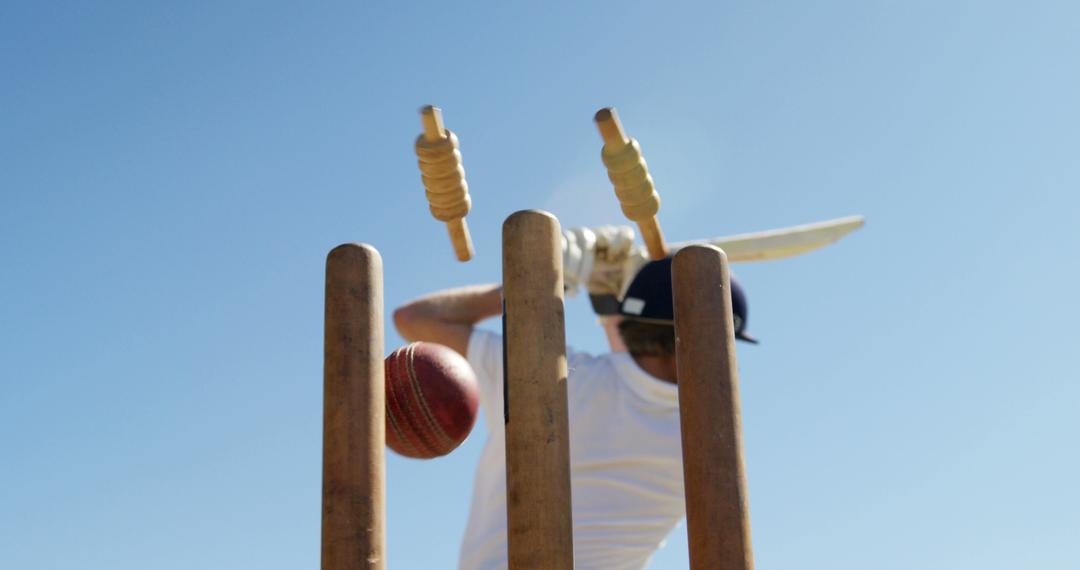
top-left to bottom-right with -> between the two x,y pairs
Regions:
322,244 -> 386,570
502,210 -> 575,569
594,107 -> 668,260
672,245 -> 754,570
418,105 -> 474,262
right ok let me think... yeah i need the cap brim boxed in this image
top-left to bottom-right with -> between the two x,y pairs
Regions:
736,330 -> 759,344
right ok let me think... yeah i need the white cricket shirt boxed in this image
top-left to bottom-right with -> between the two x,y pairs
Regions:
459,330 -> 686,570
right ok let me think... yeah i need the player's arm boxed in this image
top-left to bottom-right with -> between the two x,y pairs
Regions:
392,284 -> 503,357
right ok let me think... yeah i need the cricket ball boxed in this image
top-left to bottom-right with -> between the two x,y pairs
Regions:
384,342 -> 480,459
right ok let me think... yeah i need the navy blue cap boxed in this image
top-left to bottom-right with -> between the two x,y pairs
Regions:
618,257 -> 758,344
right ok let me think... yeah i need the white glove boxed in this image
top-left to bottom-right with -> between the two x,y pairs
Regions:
562,227 -> 596,297
563,224 -> 642,298
586,225 -> 639,297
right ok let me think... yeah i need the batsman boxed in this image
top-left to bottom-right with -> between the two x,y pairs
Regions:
402,106 -> 861,569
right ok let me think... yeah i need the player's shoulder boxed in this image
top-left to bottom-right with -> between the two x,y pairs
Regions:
566,344 -> 601,367
567,349 -> 623,384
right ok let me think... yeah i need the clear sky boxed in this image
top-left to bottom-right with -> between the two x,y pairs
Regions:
2,1 -> 1078,568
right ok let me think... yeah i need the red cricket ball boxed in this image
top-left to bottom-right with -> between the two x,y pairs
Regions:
384,342 -> 480,459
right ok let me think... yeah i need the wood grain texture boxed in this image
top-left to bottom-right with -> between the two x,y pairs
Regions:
672,245 -> 754,570
322,244 -> 386,570
502,210 -> 574,569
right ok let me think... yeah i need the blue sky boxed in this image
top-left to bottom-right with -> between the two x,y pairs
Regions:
2,1 -> 1078,568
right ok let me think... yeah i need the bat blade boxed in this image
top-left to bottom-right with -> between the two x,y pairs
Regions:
574,215 -> 866,314
670,215 -> 865,262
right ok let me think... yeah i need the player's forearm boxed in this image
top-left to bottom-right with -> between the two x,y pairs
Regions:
397,284 -> 503,325
392,284 -> 503,353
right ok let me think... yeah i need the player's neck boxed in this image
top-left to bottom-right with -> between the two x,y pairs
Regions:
630,353 -> 678,384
